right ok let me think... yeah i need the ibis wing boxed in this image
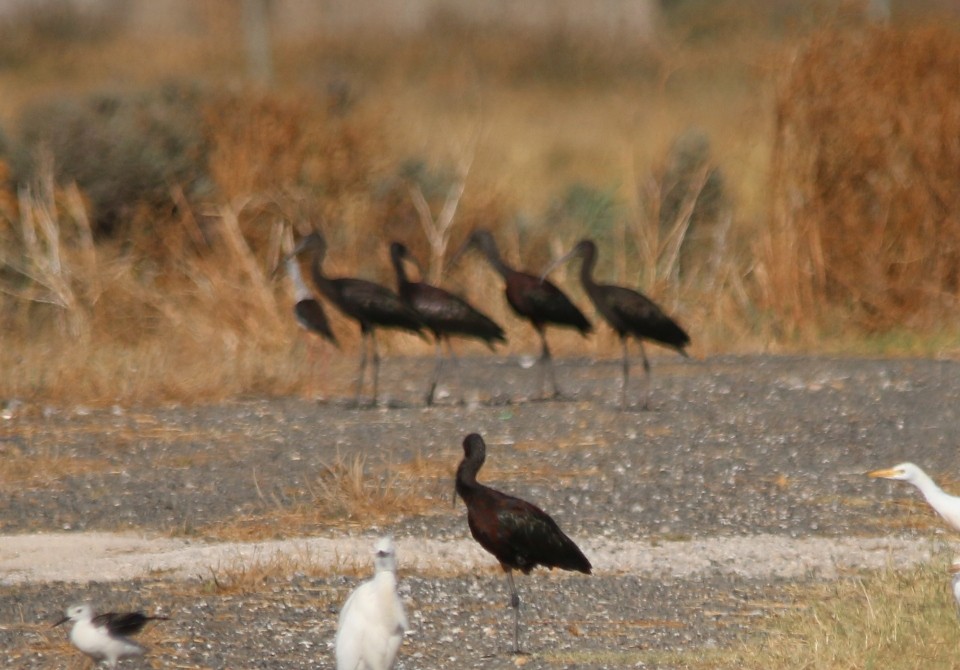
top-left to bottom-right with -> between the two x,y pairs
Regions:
602,284 -> 689,348
508,274 -> 591,332
335,279 -> 423,330
496,500 -> 592,574
407,283 -> 505,342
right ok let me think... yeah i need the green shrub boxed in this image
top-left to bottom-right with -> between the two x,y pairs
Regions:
0,0 -> 125,67
14,83 -> 211,236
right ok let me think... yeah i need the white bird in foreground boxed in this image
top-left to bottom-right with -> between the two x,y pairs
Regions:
868,462 -> 960,532
335,537 -> 409,670
950,557 -> 960,618
53,603 -> 168,669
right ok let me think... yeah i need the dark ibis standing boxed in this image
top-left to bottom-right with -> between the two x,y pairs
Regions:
454,432 -> 592,654
390,242 -> 506,405
454,230 -> 592,399
292,231 -> 425,407
543,239 -> 690,410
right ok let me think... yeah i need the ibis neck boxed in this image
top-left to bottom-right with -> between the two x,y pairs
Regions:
578,250 -> 598,290
307,252 -> 336,301
455,455 -> 485,497
477,243 -> 513,280
390,250 -> 410,290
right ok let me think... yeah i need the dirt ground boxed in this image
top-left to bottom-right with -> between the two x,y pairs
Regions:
1,353 -> 959,668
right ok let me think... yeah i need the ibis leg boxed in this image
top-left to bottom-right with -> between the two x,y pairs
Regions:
371,332 -> 381,407
620,336 -> 630,411
353,332 -> 369,407
425,338 -> 445,406
306,339 -> 317,398
506,570 -> 522,654
537,329 -> 562,399
638,341 -> 651,410
447,340 -> 465,405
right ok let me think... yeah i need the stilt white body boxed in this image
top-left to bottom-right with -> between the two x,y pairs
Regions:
57,604 -> 146,669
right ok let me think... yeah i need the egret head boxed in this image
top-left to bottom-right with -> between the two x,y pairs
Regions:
373,536 -> 397,574
867,462 -> 923,483
951,557 -> 960,575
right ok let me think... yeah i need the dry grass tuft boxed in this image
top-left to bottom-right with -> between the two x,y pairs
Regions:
200,451 -> 450,541
762,24 -> 960,337
573,558 -> 960,669
0,452 -> 109,490
310,452 -> 439,521
728,558 -> 960,669
195,545 -> 361,595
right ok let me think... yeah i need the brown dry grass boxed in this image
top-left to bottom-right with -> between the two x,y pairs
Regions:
199,450 -> 451,541
762,24 -> 960,337
0,452 -> 109,490
1,8 -> 959,408
545,557 -> 960,669
194,546 -> 366,596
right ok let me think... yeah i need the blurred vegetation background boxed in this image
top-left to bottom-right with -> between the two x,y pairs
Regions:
0,0 -> 958,405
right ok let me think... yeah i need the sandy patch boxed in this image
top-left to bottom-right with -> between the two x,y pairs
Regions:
0,532 -> 936,584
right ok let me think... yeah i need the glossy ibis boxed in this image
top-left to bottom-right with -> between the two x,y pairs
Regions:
335,536 -> 408,670
454,230 -> 592,399
454,432 -> 591,654
543,239 -> 690,410
292,231 -> 425,407
53,603 -> 168,669
390,241 -> 506,405
869,463 -> 960,532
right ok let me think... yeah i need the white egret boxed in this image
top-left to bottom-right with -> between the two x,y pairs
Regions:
950,557 -> 960,618
335,536 -> 408,670
868,462 -> 960,531
53,603 -> 167,669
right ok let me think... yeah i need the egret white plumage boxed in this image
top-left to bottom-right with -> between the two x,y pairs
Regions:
335,536 -> 408,670
950,557 -> 960,618
868,462 -> 960,532
53,603 -> 167,669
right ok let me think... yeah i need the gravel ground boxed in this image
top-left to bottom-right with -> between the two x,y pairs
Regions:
1,353 -> 959,668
